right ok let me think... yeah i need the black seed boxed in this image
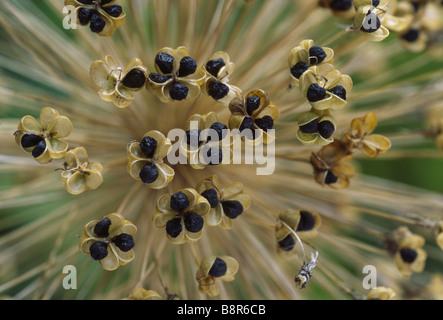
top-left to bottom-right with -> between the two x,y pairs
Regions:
100,0 -> 113,5
169,82 -> 189,101
93,217 -> 111,237
185,129 -> 201,147
78,8 -> 93,25
278,234 -> 295,251
239,117 -> 256,140
32,140 -> 46,158
296,211 -> 316,232
221,200 -> 244,219
255,115 -> 274,131
328,85 -> 347,100
402,29 -> 420,42
400,248 -> 418,263
155,52 -> 174,75
309,46 -> 327,65
330,0 -> 353,11
204,147 -> 223,166
140,136 -> 157,158
360,13 -> 381,33
324,170 -> 338,185
139,163 -> 159,184
90,13 -> 106,33
318,120 -> 335,139
410,1 -> 419,12
245,95 -> 261,116
149,73 -> 171,83
77,0 -> 93,4
90,241 -> 108,260
170,192 -> 189,211
201,189 -> 219,208
21,134 -> 43,148
102,5 -> 123,17
208,81 -> 229,100
299,119 -> 319,134
307,83 -> 326,102
178,56 -> 197,77
184,212 -> 204,233
166,218 -> 182,238
112,233 -> 135,252
206,58 -> 225,77
122,69 -> 146,88
290,61 -> 309,79
209,257 -> 227,277
208,122 -> 228,142
372,0 -> 380,7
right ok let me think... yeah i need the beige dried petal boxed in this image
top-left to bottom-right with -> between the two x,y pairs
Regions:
18,115 -> 42,133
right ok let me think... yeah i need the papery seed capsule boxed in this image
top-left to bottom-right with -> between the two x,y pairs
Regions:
184,212 -> 204,233
328,85 -> 347,100
155,53 -> 174,75
149,73 -> 171,84
139,163 -> 159,184
330,0 -> 353,10
307,83 -> 326,102
90,241 -> 108,260
122,69 -> 146,88
21,134 -> 43,148
318,120 -> 335,139
296,211 -> 316,232
206,58 -> 225,77
140,136 -> 158,158
245,95 -> 261,115
102,5 -> 123,18
178,56 -> 197,77
255,115 -> 274,131
185,129 -> 201,147
399,248 -> 418,263
112,233 -> 135,252
170,192 -> 189,211
360,13 -> 381,33
209,257 -> 227,277
169,82 -> 189,101
278,234 -> 296,251
208,81 -> 229,100
78,8 -> 93,25
299,119 -> 318,134
32,140 -> 47,158
93,217 -> 112,237
201,189 -> 219,208
290,61 -> 309,79
402,29 -> 420,42
208,122 -> 228,142
166,218 -> 183,238
221,200 -> 244,219
90,13 -> 106,33
324,170 -> 338,184
309,46 -> 327,65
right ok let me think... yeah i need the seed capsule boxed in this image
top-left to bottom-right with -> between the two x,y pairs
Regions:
155,52 -> 174,74
139,163 -> 159,184
184,212 -> 204,233
201,189 -> 219,208
170,192 -> 189,211
169,82 -> 189,101
221,200 -> 244,219
178,56 -> 197,77
166,218 -> 183,238
208,257 -> 227,277
90,241 -> 108,260
112,233 -> 135,252
122,69 -> 147,88
140,136 -> 158,158
94,217 -> 112,237
307,83 -> 326,102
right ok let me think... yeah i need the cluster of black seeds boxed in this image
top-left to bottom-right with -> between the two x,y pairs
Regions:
20,134 -> 46,158
299,119 -> 335,140
77,0 -> 123,34
165,192 -> 205,237
200,188 -> 244,219
138,136 -> 159,184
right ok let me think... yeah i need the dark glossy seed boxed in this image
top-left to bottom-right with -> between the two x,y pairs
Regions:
170,192 -> 189,211
209,257 -> 227,277
208,81 -> 229,100
185,129 -> 201,147
255,115 -> 274,131
309,46 -> 327,65
245,95 -> 261,115
90,13 -> 106,33
21,134 -> 43,148
122,69 -> 146,88
169,82 -> 189,101
402,29 -> 420,42
328,85 -> 347,100
299,119 -> 318,134
296,211 -> 316,232
100,0 -> 113,5
78,8 -> 93,25
178,56 -> 197,77
307,83 -> 326,102
90,241 -> 108,260
221,200 -> 243,219
324,170 -> 338,184
155,52 -> 174,75
93,217 -> 111,237
360,13 -> 381,33
166,218 -> 182,238
112,233 -> 135,252
318,120 -> 335,139
77,0 -> 93,4
290,61 -> 309,79
207,122 -> 228,142
206,58 -> 225,77
149,73 -> 171,83
103,5 -> 123,17
139,163 -> 159,184
32,140 -> 46,158
184,212 -> 204,233
372,0 -> 380,7
140,136 -> 157,158
400,248 -> 418,263
201,189 -> 219,208
330,0 -> 353,11
278,234 -> 295,251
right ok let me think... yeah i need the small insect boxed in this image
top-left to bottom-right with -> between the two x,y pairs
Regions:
294,252 -> 319,289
